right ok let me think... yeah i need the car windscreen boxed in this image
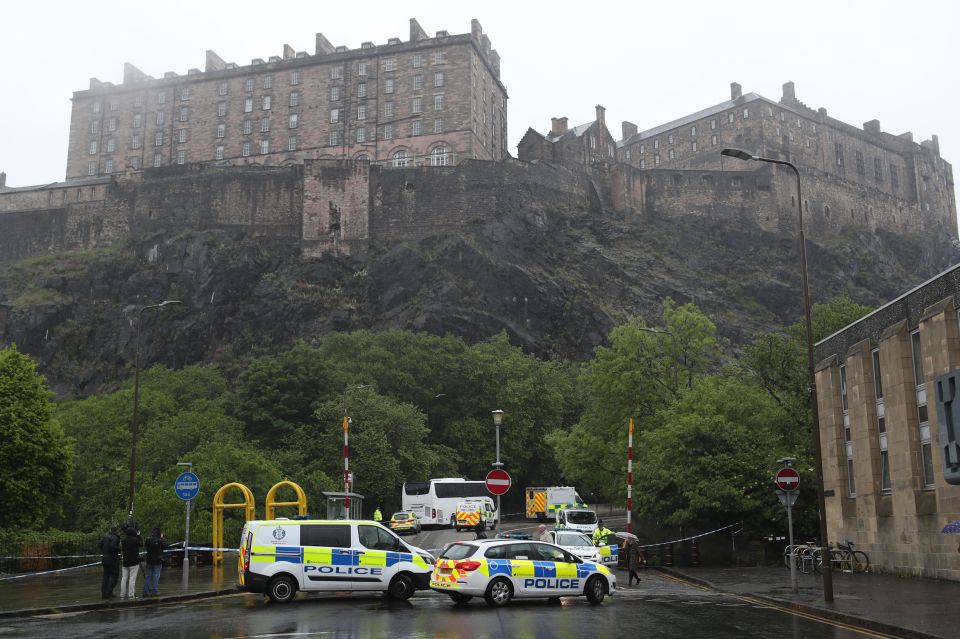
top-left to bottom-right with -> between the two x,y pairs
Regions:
440,543 -> 478,560
393,513 -> 409,520
557,532 -> 592,546
566,511 -> 598,524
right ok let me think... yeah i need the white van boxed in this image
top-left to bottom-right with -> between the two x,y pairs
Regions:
454,498 -> 496,531
555,508 -> 599,534
238,519 -> 434,602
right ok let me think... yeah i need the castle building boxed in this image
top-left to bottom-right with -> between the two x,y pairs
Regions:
64,19 -> 507,180
815,265 -> 960,580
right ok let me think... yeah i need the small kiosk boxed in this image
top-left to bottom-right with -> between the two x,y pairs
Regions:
322,491 -> 365,520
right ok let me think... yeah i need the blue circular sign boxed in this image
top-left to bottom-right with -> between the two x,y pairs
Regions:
174,471 -> 200,501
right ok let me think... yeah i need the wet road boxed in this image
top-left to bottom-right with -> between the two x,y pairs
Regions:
0,522 -> 893,639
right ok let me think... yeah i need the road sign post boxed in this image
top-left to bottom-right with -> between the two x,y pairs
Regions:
175,467 -> 199,585
486,469 -> 511,529
775,462 -> 800,594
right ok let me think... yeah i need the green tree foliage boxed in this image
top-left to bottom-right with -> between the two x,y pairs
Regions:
0,345 -> 73,529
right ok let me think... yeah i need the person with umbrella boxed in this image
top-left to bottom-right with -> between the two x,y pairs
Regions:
942,519 -> 960,553
616,532 -> 643,585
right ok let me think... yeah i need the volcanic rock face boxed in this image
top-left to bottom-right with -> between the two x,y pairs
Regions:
1,205 -> 957,395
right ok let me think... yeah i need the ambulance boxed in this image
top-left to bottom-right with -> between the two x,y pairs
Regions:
238,519 -> 435,603
454,498 -> 496,532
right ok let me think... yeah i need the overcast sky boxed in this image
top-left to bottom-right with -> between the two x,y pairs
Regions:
2,0 -> 957,197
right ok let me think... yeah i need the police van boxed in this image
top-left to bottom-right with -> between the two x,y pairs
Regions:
454,498 -> 496,532
238,519 -> 435,603
555,508 -> 599,534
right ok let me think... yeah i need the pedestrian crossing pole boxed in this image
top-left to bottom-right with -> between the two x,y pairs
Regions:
343,415 -> 350,512
627,418 -> 634,534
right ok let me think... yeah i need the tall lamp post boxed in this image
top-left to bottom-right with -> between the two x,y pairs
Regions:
491,409 -> 504,530
720,148 -> 833,602
127,300 -> 182,522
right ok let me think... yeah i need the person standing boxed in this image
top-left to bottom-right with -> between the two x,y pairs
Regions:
373,506 -> 383,522
120,524 -> 143,600
624,538 -> 643,586
142,527 -> 168,597
98,525 -> 120,599
537,524 -> 550,542
474,521 -> 487,540
593,520 -> 613,546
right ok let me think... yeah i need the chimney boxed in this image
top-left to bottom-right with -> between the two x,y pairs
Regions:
409,18 -> 428,42
0,172 -> 6,190
818,107 -> 828,117
315,33 -> 334,55
283,44 -> 295,60
922,135 -> 941,156
595,105 -> 606,130
782,81 -> 796,102
471,19 -> 483,42
622,121 -> 638,140
204,51 -> 226,73
863,119 -> 881,135
730,82 -> 742,100
551,117 -> 568,136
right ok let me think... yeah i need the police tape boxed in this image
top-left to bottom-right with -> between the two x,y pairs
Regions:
0,560 -> 103,581
635,522 -> 743,549
0,553 -> 102,560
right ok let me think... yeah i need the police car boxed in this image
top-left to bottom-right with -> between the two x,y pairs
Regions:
389,511 -> 422,535
238,519 -> 434,603
544,530 -> 606,564
555,507 -> 599,534
430,539 -> 615,606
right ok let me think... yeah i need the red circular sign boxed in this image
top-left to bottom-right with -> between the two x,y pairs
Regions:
775,467 -> 800,491
485,469 -> 512,496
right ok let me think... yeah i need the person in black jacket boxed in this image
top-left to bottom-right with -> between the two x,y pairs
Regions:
142,528 -> 169,597
98,525 -> 120,599
119,524 -> 143,600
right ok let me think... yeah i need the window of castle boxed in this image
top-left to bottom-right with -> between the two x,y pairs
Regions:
358,104 -> 367,120
356,127 -> 366,143
412,120 -> 422,136
153,152 -> 162,167
855,151 -> 865,176
91,120 -> 100,134
156,111 -> 165,125
87,162 -> 97,176
434,118 -> 444,133
890,165 -> 899,190
358,83 -> 367,98
412,97 -> 423,114
668,148 -> 675,160
654,154 -> 660,166
691,141 -> 698,152
215,145 -> 224,160
179,107 -> 189,122
105,159 -> 113,173
385,79 -> 395,94
711,134 -> 718,146
263,75 -> 273,89
243,120 -> 252,134
110,98 -> 119,111
132,134 -> 142,149
742,108 -> 749,119
654,139 -> 659,149
218,102 -> 227,117
731,176 -> 742,187
384,101 -> 394,118
358,62 -> 369,77
834,143 -> 844,167
288,136 -> 297,151
434,95 -> 444,111
260,118 -> 270,133
106,138 -> 115,152
178,128 -> 187,143
289,114 -> 298,129
93,101 -> 102,113
413,54 -> 424,68
590,135 -> 596,149
180,88 -> 190,101
639,144 -> 645,154
728,112 -> 734,124
329,131 -> 340,146
383,124 -> 394,139
383,58 -> 397,72
157,92 -> 166,105
413,75 -> 423,91
874,158 -> 883,181
244,98 -> 253,113
177,150 -> 186,164
639,159 -> 645,169
217,124 -> 225,138
392,149 -> 409,167
434,72 -> 444,87
431,146 -> 450,166
432,51 -> 446,65
290,70 -> 300,86
155,131 -> 163,146
331,65 -> 344,80
262,95 -> 271,110
668,134 -> 674,144
290,91 -> 300,107
690,126 -> 697,136
710,119 -> 717,130
134,95 -> 144,108
330,109 -> 340,124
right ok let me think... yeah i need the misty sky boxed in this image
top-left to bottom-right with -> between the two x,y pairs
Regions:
1,0 -> 957,203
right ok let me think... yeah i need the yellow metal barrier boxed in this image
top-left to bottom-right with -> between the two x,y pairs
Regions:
212,482 -> 256,566
265,480 -> 307,519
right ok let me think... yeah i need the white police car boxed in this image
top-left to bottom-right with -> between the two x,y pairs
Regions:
545,530 -> 603,563
430,539 -> 615,606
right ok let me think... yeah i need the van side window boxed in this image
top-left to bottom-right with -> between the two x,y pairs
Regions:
301,524 -> 350,547
359,525 -> 398,551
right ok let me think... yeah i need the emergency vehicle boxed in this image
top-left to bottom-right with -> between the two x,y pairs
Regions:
525,486 -> 587,521
430,539 -> 615,606
454,498 -> 496,532
388,511 -> 422,535
555,507 -> 599,534
237,519 -> 434,603
544,530 -> 603,564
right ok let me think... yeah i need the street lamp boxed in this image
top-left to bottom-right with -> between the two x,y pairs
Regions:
127,300 -> 182,522
720,147 -> 834,602
491,409 -> 504,530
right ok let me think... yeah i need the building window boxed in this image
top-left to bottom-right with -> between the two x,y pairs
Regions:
742,108 -> 749,119
728,112 -> 734,124
87,162 -> 97,176
262,95 -> 271,110
668,148 -> 675,160
90,120 -> 100,134
890,164 -> 900,191
355,153 -> 369,161
155,132 -> 164,146
668,134 -> 674,144
215,145 -> 224,160
383,124 -> 394,139
654,154 -> 660,166
109,98 -> 119,111
412,53 -> 424,68
874,158 -> 883,181
384,78 -> 395,94
244,78 -> 254,93
156,111 -> 165,125
330,86 -> 343,101
430,146 -> 450,166
432,51 -> 446,65
289,91 -> 300,107
710,118 -> 717,130
179,107 -> 189,122
590,135 -> 596,150
157,92 -> 166,105
391,149 -> 409,167
357,83 -> 367,98
840,364 -> 856,496
331,65 -> 343,80
834,142 -> 844,168
384,101 -> 394,118
411,120 -> 422,136
434,118 -> 443,133
105,138 -> 115,153
355,127 -> 366,143
178,128 -> 187,143
357,105 -> 366,120
152,152 -> 161,167
639,159 -> 645,169
92,101 -> 101,113
873,349 -> 891,494
105,159 -> 113,173
180,88 -> 190,101
132,113 -> 142,129
287,136 -> 297,151
855,151 -> 865,176
108,117 -> 117,132
383,58 -> 397,72
131,157 -> 140,170
132,134 -> 142,149
434,95 -> 444,111
711,134 -> 718,146
911,330 -> 935,488
290,70 -> 301,86
218,82 -> 229,96
242,141 -> 251,156
244,98 -> 253,113
639,144 -> 644,154
653,139 -> 660,150
243,120 -> 252,135
691,141 -> 698,152
413,75 -> 423,91
329,130 -> 340,146
434,72 -> 444,87
262,75 -> 272,89
177,150 -> 186,164
218,102 -> 227,117
259,140 -> 269,154
260,118 -> 270,133
330,109 -> 340,124
412,97 -> 423,114
288,114 -> 298,129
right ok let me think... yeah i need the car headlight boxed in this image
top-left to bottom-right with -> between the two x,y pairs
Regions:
418,553 -> 435,565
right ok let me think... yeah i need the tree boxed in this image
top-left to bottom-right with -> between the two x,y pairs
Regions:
0,345 -> 73,529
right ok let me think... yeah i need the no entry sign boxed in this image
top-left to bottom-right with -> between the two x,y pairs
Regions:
485,469 -> 512,496
775,467 -> 800,492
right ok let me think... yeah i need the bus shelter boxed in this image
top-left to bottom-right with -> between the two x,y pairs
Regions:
323,492 -> 365,520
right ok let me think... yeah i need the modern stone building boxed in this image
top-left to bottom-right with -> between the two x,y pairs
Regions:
64,19 -> 507,179
815,266 -> 960,580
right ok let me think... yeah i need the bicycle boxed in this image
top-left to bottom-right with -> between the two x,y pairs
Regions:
783,541 -> 820,574
813,539 -> 869,574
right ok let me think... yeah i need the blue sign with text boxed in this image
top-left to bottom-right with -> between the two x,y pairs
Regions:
175,471 -> 200,501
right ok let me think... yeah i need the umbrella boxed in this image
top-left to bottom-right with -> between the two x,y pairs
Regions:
615,532 -> 638,541
941,520 -> 960,534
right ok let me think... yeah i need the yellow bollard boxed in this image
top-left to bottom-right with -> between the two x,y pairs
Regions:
265,480 -> 308,520
212,483 -> 256,566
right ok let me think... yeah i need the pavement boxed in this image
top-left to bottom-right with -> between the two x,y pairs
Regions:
3,539 -> 960,639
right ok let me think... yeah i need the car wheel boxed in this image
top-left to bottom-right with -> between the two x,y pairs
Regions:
484,577 -> 513,607
267,575 -> 297,604
448,592 -> 473,604
585,575 -> 606,605
387,573 -> 415,600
